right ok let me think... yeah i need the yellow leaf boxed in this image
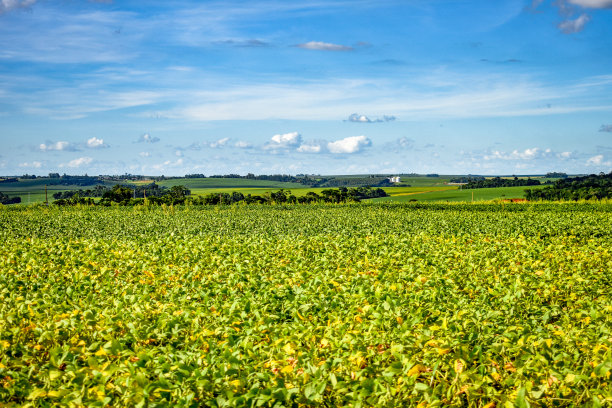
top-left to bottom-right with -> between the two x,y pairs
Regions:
545,339 -> 552,348
281,365 -> 294,374
283,343 -> 295,355
396,316 -> 403,324
454,359 -> 465,374
408,364 -> 426,377
565,373 -> 575,383
94,348 -> 107,357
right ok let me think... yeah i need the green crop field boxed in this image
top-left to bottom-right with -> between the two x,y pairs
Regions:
375,186 -> 546,203
0,203 -> 610,407
157,178 -> 305,190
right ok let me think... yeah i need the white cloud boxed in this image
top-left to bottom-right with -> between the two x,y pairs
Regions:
60,157 -> 93,168
208,137 -> 230,148
568,0 -> 612,8
297,144 -> 321,153
586,154 -> 611,166
39,141 -> 77,151
485,148 -> 542,160
297,41 -> 353,51
559,151 -> 574,159
19,161 -> 42,168
151,158 -> 184,171
86,137 -> 108,148
347,113 -> 396,123
0,0 -> 36,14
558,13 -> 591,33
136,133 -> 160,143
264,131 -> 302,150
139,152 -> 150,157
175,150 -> 183,157
327,135 -> 371,154
348,113 -> 371,123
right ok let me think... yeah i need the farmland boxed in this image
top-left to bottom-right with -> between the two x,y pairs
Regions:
1,175 -> 550,205
1,203 -> 610,407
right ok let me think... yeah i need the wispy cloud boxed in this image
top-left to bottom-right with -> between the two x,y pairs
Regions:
0,0 -> 36,14
599,124 -> 612,132
568,0 -> 612,8
297,41 -> 353,51
235,140 -> 252,149
558,13 -> 591,33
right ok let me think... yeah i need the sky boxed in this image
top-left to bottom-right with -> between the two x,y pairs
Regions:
0,0 -> 611,176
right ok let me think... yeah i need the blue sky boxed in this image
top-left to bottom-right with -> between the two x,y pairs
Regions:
0,0 -> 611,176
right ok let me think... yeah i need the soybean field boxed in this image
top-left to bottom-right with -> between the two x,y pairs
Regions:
0,203 -> 611,407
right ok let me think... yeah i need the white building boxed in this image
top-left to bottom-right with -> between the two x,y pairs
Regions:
388,176 -> 401,183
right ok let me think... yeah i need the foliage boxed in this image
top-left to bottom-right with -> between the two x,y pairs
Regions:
525,172 -> 612,201
0,191 -> 21,205
462,177 -> 541,190
0,203 -> 611,407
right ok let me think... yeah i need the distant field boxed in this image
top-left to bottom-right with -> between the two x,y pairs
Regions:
157,178 -> 304,189
1,176 -> 551,204
373,185 -> 544,202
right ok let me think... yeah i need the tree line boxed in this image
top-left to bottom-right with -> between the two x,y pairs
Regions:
525,172 -> 612,201
461,177 -> 541,189
53,186 -> 387,206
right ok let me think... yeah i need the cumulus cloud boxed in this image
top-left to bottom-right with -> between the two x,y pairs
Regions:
135,133 -> 160,143
60,157 -> 93,168
86,137 -> 108,148
0,0 -> 36,14
19,161 -> 42,168
39,141 -> 79,152
327,135 -> 371,154
297,41 -> 353,51
264,131 -> 302,150
297,144 -> 322,153
599,124 -> 612,132
558,13 -> 591,33
347,113 -> 396,123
